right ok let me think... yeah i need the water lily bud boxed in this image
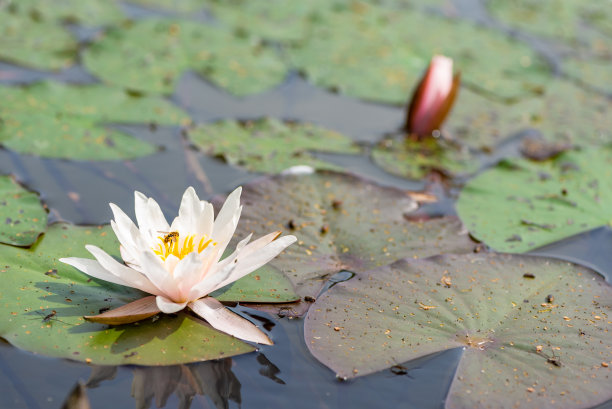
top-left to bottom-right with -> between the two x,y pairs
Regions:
404,55 -> 461,138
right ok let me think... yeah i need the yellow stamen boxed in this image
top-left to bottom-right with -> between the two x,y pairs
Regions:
152,233 -> 216,261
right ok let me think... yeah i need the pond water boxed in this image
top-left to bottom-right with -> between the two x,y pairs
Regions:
2,0 -> 612,408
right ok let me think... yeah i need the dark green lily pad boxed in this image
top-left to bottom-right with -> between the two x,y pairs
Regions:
305,253 -> 612,409
0,10 -> 77,70
0,176 -> 47,247
457,147 -> 612,253
6,0 -> 124,26
188,118 -> 360,173
289,3 -> 549,104
0,82 -> 189,160
83,19 -> 288,96
0,223 -> 296,365
229,170 -> 476,309
371,136 -> 479,179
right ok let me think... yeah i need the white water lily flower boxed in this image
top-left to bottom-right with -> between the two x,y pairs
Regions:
60,187 -> 296,345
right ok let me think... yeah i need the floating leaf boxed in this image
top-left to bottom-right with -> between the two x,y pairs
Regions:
0,10 -> 77,70
5,0 -> 124,26
0,82 -> 189,160
0,176 -> 47,246
205,0 -> 329,42
443,81 -> 612,152
289,3 -> 549,104
457,147 -> 612,253
306,253 -> 612,409
371,136 -> 478,179
83,19 -> 288,96
563,58 -> 612,97
188,118 -> 360,173
0,223 -> 295,365
127,0 -> 207,13
226,170 -> 476,310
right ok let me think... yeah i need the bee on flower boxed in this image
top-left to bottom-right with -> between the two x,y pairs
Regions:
60,187 -> 296,345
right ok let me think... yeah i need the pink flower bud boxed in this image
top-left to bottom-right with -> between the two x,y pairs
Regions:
405,55 -> 461,138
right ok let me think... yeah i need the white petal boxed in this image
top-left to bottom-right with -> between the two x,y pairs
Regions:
173,251 -> 204,298
211,187 -> 242,257
134,191 -> 169,242
197,201 -> 214,239
186,234 -> 253,300
85,245 -> 161,295
188,297 -> 272,345
187,232 -> 291,300
172,187 -> 201,235
163,254 -> 180,274
60,257 -> 131,287
137,250 -> 181,301
156,295 -> 187,313
109,206 -> 141,253
210,235 -> 297,293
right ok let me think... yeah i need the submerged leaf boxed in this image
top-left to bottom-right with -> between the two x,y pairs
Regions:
226,170 -> 476,313
188,118 -> 360,173
306,253 -> 612,409
0,223 -> 294,365
0,82 -> 188,160
0,176 -> 47,246
457,146 -> 612,253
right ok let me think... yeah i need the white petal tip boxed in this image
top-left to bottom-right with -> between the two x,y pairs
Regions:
281,165 -> 314,175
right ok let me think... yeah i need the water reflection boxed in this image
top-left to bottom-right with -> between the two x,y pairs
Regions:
86,359 -> 241,409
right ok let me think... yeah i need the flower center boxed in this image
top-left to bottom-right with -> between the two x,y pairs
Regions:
153,232 -> 215,261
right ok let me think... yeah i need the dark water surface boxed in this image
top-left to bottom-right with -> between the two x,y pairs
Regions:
2,1 -> 612,408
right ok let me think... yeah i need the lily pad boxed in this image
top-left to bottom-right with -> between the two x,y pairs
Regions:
188,118 -> 360,173
0,176 -> 47,246
563,58 -> 612,97
457,146 -> 612,253
371,136 -> 479,179
305,253 -> 612,409
127,0 -> 207,13
0,223 -> 295,365
0,82 -> 189,160
83,19 -> 288,96
228,170 -> 476,308
441,81 -> 612,152
0,10 -> 77,70
5,0 -> 124,26
289,3 -> 549,104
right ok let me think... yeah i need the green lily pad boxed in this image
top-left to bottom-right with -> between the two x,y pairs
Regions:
5,0 -> 124,26
0,82 -> 189,160
457,146 -> 612,253
289,3 -> 549,104
204,0 -> 329,42
228,170 -> 476,308
0,223 -> 297,365
188,118 -> 360,173
83,19 -> 288,96
305,253 -> 612,409
441,80 -> 612,152
0,176 -> 47,247
563,58 -> 612,97
0,10 -> 77,71
371,136 -> 479,179
127,0 -> 206,13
